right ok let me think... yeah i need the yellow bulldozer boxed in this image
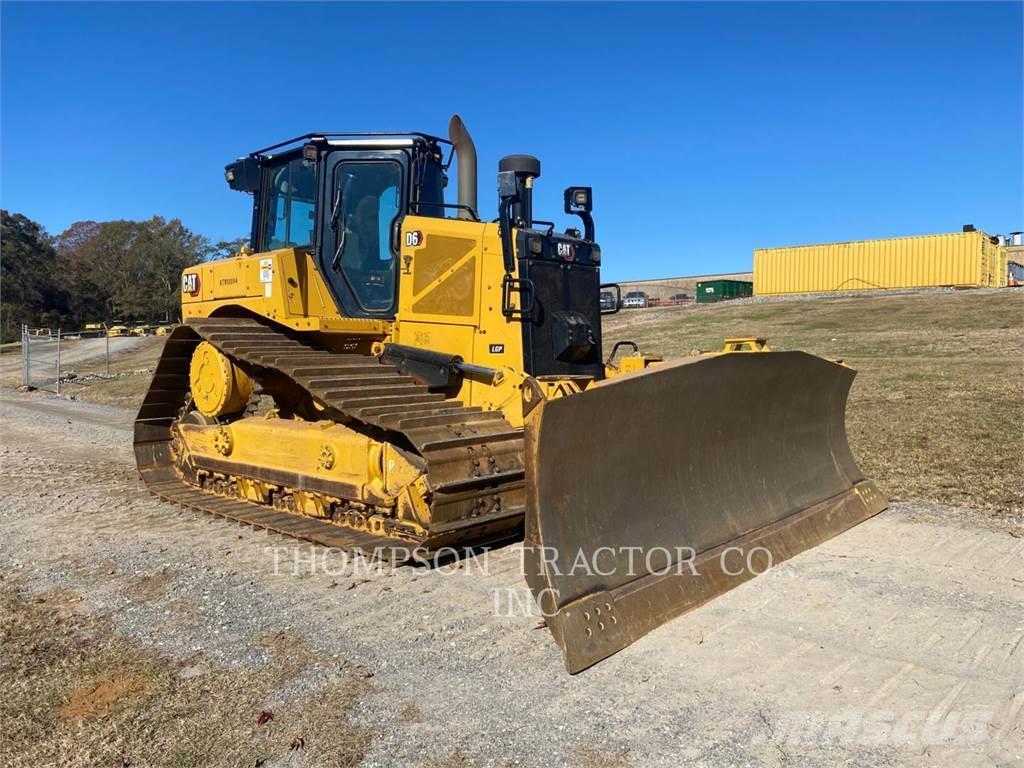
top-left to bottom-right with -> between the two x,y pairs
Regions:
135,116 -> 886,672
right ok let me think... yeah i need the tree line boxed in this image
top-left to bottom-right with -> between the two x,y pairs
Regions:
0,210 -> 244,343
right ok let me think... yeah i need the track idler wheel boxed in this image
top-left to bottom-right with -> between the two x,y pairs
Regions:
189,341 -> 253,418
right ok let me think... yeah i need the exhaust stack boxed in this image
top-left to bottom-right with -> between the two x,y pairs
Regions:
448,115 -> 477,220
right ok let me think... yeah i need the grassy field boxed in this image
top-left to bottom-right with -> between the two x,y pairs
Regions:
53,289 -> 1024,517
605,289 -> 1023,516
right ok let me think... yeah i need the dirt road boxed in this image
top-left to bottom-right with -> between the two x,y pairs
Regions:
1,391 -> 1021,767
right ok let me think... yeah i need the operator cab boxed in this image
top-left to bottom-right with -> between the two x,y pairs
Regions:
225,132 -> 453,318
223,120 -> 615,381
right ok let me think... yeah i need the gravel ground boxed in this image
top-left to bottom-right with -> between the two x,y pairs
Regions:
1,390 -> 1021,767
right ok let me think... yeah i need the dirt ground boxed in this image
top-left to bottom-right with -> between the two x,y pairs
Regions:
2,289 -> 1022,766
1,390 -> 1021,767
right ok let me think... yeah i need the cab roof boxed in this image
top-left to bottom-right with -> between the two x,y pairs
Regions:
250,131 -> 448,160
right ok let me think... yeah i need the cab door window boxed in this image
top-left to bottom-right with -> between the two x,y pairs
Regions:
332,161 -> 402,312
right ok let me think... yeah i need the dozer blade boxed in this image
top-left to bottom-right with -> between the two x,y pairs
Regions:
521,351 -> 887,673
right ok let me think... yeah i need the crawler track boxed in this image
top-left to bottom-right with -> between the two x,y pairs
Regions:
134,317 -> 525,557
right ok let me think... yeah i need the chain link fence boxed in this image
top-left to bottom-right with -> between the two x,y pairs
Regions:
14,324 -> 169,403
20,325 -> 113,393
21,322 -> 160,394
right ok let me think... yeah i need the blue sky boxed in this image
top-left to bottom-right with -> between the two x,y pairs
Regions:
2,2 -> 1021,282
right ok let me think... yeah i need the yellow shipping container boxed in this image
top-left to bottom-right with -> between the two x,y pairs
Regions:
754,230 -> 1007,295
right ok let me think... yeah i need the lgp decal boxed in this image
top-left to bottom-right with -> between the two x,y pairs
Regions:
182,273 -> 200,296
489,344 -> 505,354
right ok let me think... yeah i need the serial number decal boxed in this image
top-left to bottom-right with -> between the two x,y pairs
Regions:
405,230 -> 423,247
182,273 -> 200,296
489,344 -> 505,354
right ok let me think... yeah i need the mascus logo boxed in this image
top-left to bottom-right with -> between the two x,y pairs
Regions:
182,273 -> 200,296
